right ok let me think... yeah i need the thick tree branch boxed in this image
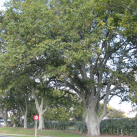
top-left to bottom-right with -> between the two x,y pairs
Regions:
99,90 -> 109,121
81,62 -> 88,80
43,105 -> 49,114
31,88 -> 40,112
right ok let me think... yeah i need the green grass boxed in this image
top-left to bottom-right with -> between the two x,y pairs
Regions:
0,127 -> 85,137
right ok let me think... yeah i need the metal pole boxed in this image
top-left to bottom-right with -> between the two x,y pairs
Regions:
35,121 -> 37,137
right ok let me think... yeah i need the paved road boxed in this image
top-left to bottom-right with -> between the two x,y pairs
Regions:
0,135 -> 12,137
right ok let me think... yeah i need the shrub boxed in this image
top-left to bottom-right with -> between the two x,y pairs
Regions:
44,120 -> 69,130
100,118 -> 137,135
75,121 -> 87,133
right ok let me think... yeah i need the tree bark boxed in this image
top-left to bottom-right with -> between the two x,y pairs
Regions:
12,110 -> 18,128
24,111 -> 27,128
13,116 -> 17,127
83,88 -> 108,136
13,123 -> 17,127
38,110 -> 45,129
32,88 -> 48,130
24,96 -> 28,129
1,106 -> 8,127
85,108 -> 101,136
3,109 -> 8,127
38,98 -> 45,129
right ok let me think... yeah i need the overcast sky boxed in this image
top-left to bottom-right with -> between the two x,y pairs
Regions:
0,0 -> 7,10
0,0 -> 136,118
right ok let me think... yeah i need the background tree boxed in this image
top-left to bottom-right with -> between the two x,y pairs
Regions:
44,91 -> 81,121
45,107 -> 70,121
107,106 -> 127,118
7,88 -> 26,127
70,101 -> 85,121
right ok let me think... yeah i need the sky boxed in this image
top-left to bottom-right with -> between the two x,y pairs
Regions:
109,97 -> 136,118
0,0 -> 7,10
0,0 -> 136,118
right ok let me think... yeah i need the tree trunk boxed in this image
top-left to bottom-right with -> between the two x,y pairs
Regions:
2,109 -> 8,127
32,88 -> 48,130
13,123 -> 17,127
24,112 -> 27,128
4,118 -> 7,127
38,111 -> 45,129
42,116 -> 45,128
38,98 -> 45,129
85,109 -> 101,136
84,93 -> 108,136
24,96 -> 28,129
12,114 -> 17,128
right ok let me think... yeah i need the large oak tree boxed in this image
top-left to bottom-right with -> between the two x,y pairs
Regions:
0,0 -> 137,136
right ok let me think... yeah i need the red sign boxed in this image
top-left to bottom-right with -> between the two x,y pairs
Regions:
34,115 -> 39,121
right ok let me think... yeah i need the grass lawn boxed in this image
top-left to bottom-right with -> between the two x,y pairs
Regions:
0,127 -> 85,137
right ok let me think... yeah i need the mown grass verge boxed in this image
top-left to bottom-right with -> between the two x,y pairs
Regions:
0,127 -> 85,137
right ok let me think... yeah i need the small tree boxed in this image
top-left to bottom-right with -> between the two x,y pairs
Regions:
107,106 -> 127,118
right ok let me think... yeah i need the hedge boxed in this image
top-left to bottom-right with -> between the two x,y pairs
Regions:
100,118 -> 137,135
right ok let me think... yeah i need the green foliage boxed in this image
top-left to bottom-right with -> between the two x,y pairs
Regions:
0,0 -> 137,135
44,120 -> 69,130
100,118 -> 137,135
44,107 -> 70,122
27,120 -> 70,130
107,106 -> 127,118
44,99 -> 85,122
75,121 -> 87,133
74,118 -> 137,135
70,101 -> 85,121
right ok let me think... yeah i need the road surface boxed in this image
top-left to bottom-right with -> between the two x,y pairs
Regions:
0,135 -> 12,137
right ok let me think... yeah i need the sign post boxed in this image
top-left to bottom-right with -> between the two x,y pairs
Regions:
34,115 -> 39,137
